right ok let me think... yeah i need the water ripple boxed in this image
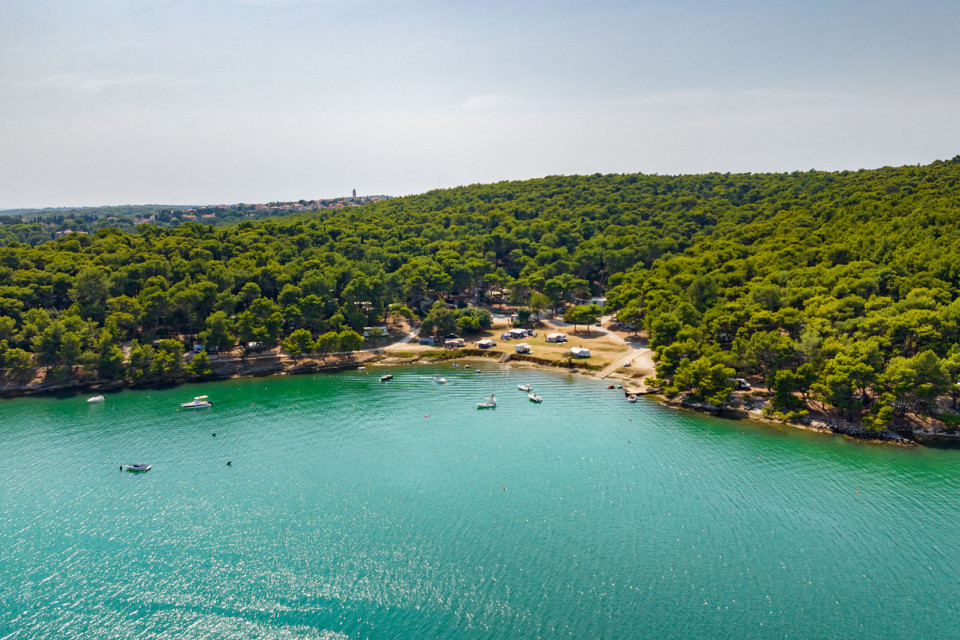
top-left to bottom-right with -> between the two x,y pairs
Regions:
1,364 -> 959,638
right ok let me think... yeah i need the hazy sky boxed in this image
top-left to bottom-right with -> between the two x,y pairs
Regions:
2,0 -> 959,209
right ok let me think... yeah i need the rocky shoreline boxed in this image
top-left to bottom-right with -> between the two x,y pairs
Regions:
0,351 -> 379,398
655,393 -> 934,446
4,350 -> 958,447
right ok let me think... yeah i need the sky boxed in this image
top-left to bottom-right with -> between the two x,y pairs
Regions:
1,0 -> 959,209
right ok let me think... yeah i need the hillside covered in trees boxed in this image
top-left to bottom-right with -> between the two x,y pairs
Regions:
2,157 -> 960,433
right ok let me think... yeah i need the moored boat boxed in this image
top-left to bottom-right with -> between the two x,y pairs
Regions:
518,384 -> 532,392
180,395 -> 212,409
87,395 -> 105,403
434,376 -> 447,384
627,394 -> 637,403
380,374 -> 393,382
476,394 -> 497,409
121,463 -> 151,472
528,393 -> 543,403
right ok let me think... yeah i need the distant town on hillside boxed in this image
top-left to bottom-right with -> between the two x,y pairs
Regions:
0,195 -> 391,242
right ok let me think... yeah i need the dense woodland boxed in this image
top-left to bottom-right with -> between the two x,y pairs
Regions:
3,158 -> 960,432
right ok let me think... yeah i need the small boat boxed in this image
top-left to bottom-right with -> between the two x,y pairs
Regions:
518,384 -> 532,392
379,374 -> 393,382
121,463 -> 151,472
606,385 -> 615,389
528,393 -> 543,403
180,395 -> 212,409
358,366 -> 366,370
476,370 -> 481,373
476,394 -> 497,409
433,376 -> 447,384
87,395 -> 105,403
627,394 -> 638,403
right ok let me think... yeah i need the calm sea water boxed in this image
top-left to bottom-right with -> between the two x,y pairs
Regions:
1,363 -> 959,639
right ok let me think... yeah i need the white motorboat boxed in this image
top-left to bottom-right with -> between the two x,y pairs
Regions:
476,394 -> 497,409
380,374 -> 393,382
528,393 -> 543,403
87,395 -> 105,403
121,463 -> 151,472
433,376 -> 447,384
627,394 -> 638,403
180,395 -> 212,409
517,384 -> 532,392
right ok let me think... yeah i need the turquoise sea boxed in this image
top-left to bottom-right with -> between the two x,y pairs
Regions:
1,363 -> 959,639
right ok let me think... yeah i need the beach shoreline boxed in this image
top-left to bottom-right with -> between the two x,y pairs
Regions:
378,352 -> 926,446
1,347 -> 948,446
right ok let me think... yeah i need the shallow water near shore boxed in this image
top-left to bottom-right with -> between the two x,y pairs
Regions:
2,363 -> 959,639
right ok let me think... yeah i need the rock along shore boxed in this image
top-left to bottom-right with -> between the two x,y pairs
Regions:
5,349 -> 956,447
